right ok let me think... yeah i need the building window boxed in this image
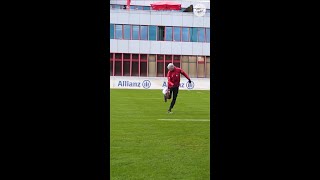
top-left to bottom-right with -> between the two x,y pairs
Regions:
130,6 -> 135,10
140,54 -> 148,76
132,25 -> 139,40
165,27 -> 173,41
111,24 -> 210,43
173,55 -> 181,68
140,26 -> 148,40
190,27 -> 198,42
115,53 -> 122,76
157,55 -> 164,77
173,27 -> 181,41
123,54 -> 130,76
158,26 -> 165,41
115,25 -> 122,39
206,9 -> 210,13
149,26 -> 157,41
165,55 -> 172,61
157,54 -> 164,60
182,27 -> 189,42
143,6 -> 150,10
110,53 -> 114,76
131,54 -> 139,76
197,56 -> 205,77
136,6 -> 143,10
198,28 -> 205,42
206,56 -> 210,78
181,56 -> 189,75
148,55 -> 156,77
157,62 -> 164,77
123,25 -> 131,40
206,28 -> 210,42
114,5 -> 120,9
110,24 -> 114,39
165,55 -> 172,75
188,56 -> 197,78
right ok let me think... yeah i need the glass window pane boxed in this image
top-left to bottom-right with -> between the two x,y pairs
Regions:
110,24 -> 114,39
140,62 -> 147,76
114,5 -> 120,9
157,62 -> 164,77
115,53 -> 122,59
123,25 -> 130,40
115,25 -> 122,39
157,55 -> 164,60
130,6 -> 135,10
149,26 -> 157,40
165,55 -> 172,61
198,28 -> 205,42
123,61 -> 130,76
143,6 -> 150,10
165,27 -> 173,41
148,55 -> 156,77
206,28 -> 210,42
206,9 -> 210,13
123,53 -> 130,59
182,27 -> 189,42
132,62 -> 139,76
190,27 -> 198,42
110,61 -> 113,76
137,6 -> 143,10
174,55 -> 180,61
158,26 -> 165,41
140,26 -> 148,40
174,27 -> 181,41
206,56 -> 210,77
141,54 -> 147,60
115,61 -> 122,76
132,25 -> 139,40
197,56 -> 205,77
132,54 -> 139,59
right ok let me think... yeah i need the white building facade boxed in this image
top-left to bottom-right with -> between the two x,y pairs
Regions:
110,0 -> 210,78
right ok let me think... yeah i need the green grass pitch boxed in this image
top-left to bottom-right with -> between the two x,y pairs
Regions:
110,89 -> 210,180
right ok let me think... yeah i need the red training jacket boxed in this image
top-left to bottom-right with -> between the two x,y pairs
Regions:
167,67 -> 190,89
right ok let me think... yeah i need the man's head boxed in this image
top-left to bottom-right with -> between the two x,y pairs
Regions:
167,63 -> 175,71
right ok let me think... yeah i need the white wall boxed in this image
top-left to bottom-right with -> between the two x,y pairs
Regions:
110,2 -> 210,56
110,0 -> 210,9
110,10 -> 210,27
110,39 -> 210,56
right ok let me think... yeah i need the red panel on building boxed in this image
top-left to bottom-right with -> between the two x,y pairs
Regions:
150,1 -> 181,10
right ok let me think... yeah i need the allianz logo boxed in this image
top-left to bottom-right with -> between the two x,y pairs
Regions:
117,80 -> 151,89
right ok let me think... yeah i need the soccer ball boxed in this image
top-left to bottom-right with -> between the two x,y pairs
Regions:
162,87 -> 168,95
162,88 -> 170,98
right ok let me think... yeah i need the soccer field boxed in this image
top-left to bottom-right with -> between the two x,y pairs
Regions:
110,89 -> 210,180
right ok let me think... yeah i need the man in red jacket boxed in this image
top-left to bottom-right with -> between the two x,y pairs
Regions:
165,63 -> 192,113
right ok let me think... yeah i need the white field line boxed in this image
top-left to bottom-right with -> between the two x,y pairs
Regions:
157,119 -> 210,121
121,97 -> 162,99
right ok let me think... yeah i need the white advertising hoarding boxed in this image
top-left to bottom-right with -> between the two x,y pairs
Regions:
110,76 -> 210,90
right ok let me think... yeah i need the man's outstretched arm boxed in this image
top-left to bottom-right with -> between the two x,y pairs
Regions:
181,69 -> 191,83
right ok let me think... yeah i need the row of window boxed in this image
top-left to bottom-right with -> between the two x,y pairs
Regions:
110,24 -> 210,42
110,4 -> 211,13
110,53 -> 210,78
